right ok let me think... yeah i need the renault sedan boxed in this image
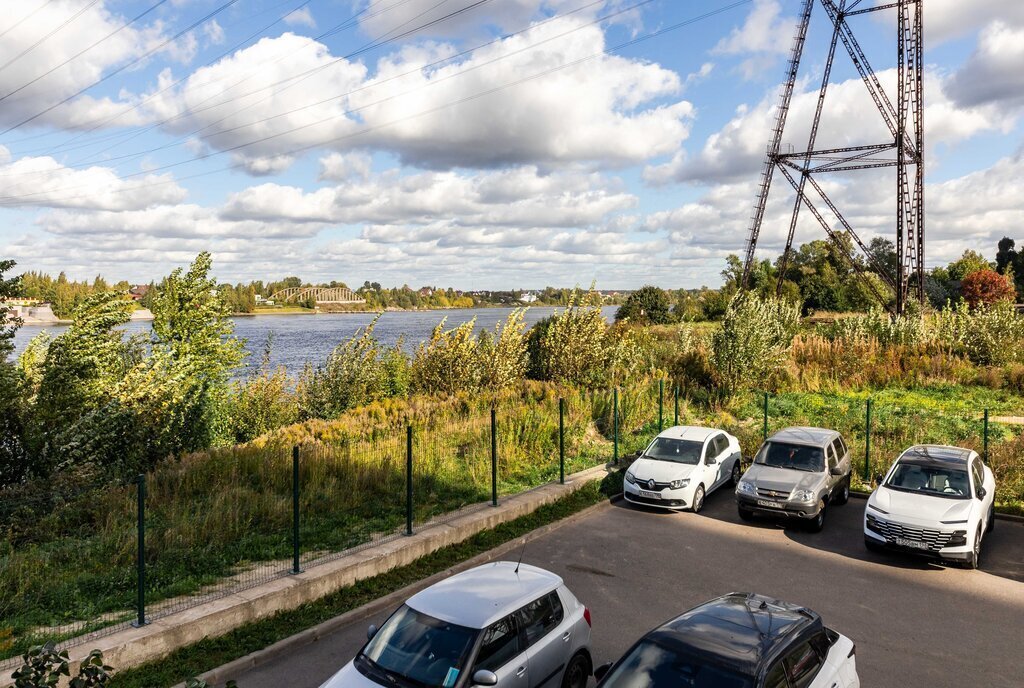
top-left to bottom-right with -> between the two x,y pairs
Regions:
319,561 -> 593,688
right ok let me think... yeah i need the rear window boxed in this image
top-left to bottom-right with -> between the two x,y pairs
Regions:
755,442 -> 824,472
643,438 -> 704,465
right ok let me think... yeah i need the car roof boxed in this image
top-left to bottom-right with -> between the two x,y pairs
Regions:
655,425 -> 721,442
646,593 -> 820,676
405,561 -> 562,630
767,426 -> 839,448
899,444 -> 974,467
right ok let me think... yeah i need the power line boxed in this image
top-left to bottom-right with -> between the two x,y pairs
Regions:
0,0 -> 751,208
0,0 -> 59,42
0,0 -> 171,104
0,0 -> 103,76
1,0 -> 241,135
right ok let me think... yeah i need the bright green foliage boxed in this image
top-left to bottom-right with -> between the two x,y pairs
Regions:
478,309 -> 529,390
710,293 -> 801,398
535,295 -> 608,387
818,308 -> 927,347
1,260 -> 26,486
615,286 -> 675,325
9,644 -> 112,688
935,300 -> 1024,366
946,250 -> 992,282
298,317 -> 400,419
228,337 -> 299,444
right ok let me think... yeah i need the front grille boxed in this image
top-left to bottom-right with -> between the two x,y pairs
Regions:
637,480 -> 672,490
756,487 -> 790,500
873,519 -> 953,552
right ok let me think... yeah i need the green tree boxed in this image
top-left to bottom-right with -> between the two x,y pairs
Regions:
615,286 -> 675,325
947,250 -> 991,282
0,260 -> 27,485
710,293 -> 801,399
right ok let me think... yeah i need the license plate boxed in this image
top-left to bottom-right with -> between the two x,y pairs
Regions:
756,499 -> 783,509
894,537 -> 928,550
638,490 -> 661,499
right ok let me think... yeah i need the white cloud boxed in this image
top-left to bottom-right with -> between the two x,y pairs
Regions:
283,7 -> 315,29
712,0 -> 795,79
922,0 -> 1024,43
203,19 -> 226,46
318,152 -> 373,181
947,21 -> 1024,112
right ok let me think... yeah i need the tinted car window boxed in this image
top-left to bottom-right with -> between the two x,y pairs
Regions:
764,662 -> 788,688
715,435 -> 729,456
755,442 -> 824,472
599,640 -> 753,688
517,591 -> 564,647
826,444 -> 838,469
644,438 -> 704,465
784,641 -> 822,688
971,460 -> 984,495
830,438 -> 844,461
475,614 -> 521,672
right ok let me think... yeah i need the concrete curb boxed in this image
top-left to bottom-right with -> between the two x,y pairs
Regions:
181,496 -> 621,688
5,466 -> 611,684
851,489 -> 1023,522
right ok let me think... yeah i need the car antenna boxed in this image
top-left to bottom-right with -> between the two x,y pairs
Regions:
514,538 -> 528,575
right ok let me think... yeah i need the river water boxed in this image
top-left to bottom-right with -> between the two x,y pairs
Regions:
10,307 -> 618,375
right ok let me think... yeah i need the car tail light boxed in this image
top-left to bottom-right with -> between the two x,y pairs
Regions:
848,643 -> 856,658
583,607 -> 592,627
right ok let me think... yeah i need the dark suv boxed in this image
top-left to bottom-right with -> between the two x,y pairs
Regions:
594,593 -> 859,688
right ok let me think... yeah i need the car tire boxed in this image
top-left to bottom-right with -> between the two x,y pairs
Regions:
832,475 -> 850,506
692,485 -> 706,514
807,501 -> 826,533
964,528 -> 982,570
986,504 -> 995,533
738,506 -> 754,522
561,652 -> 590,688
730,460 -> 742,486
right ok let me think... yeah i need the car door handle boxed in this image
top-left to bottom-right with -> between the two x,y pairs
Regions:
562,631 -> 572,642
516,666 -> 527,677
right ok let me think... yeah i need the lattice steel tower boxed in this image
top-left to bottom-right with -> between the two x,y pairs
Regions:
740,0 -> 924,313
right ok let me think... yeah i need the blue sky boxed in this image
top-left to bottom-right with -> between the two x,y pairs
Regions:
0,0 -> 1022,289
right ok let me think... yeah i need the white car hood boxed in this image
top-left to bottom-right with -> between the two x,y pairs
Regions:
630,458 -> 697,483
319,661 -> 382,688
870,486 -> 975,524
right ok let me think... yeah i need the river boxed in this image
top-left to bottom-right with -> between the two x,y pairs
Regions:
9,307 -> 618,375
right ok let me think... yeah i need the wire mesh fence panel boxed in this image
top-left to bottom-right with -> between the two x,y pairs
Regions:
299,433 -> 407,571
562,389 -> 611,474
0,481 -> 136,671
987,415 -> 1024,509
493,391 -> 562,496
144,445 -> 293,623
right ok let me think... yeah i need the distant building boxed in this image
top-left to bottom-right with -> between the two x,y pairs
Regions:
418,287 -> 433,297
128,285 -> 150,302
519,292 -> 538,304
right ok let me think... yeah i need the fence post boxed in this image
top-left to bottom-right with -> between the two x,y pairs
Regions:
406,426 -> 414,535
613,388 -> 619,466
983,409 -> 989,464
762,392 -> 769,443
674,385 -> 679,426
658,379 -> 664,432
559,398 -> 565,485
291,446 -> 302,574
864,399 -> 872,483
491,407 -> 498,507
133,474 -> 147,628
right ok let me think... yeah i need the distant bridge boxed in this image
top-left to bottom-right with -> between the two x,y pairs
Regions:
268,287 -> 366,305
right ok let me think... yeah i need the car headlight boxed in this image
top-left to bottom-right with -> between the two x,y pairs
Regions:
947,530 -> 967,547
625,471 -> 636,485
736,481 -> 756,496
670,478 -> 690,490
792,489 -> 816,503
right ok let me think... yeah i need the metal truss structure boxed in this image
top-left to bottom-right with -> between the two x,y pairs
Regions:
741,0 -> 924,313
268,287 -> 366,304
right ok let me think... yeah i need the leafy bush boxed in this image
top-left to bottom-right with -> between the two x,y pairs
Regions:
229,336 -> 300,443
960,268 -> 1015,307
934,300 -> 1024,366
710,293 -> 801,398
9,644 -> 111,688
533,295 -> 609,387
817,308 -> 926,347
615,286 -> 675,325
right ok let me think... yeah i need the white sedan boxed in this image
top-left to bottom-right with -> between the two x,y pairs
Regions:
624,426 -> 743,513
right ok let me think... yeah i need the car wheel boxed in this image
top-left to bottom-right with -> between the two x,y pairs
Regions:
561,652 -> 590,688
833,475 -> 850,506
965,528 -> 982,570
738,506 -> 754,522
730,460 -> 741,486
986,503 -> 995,533
691,485 -> 706,513
807,501 -> 826,533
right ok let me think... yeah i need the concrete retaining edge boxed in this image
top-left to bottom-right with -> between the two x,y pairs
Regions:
5,466 -> 611,684
177,494 -> 623,688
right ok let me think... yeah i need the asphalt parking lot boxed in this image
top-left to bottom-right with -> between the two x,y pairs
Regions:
228,487 -> 1024,688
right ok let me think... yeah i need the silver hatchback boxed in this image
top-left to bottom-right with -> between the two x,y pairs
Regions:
319,561 -> 593,688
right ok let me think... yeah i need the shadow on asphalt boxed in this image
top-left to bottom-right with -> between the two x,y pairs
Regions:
616,488 -> 1024,583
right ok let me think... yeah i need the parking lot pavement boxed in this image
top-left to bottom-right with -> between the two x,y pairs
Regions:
228,489 -> 1024,688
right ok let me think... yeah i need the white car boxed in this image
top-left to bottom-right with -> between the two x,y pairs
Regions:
623,426 -> 743,513
319,561 -> 593,688
864,444 -> 996,569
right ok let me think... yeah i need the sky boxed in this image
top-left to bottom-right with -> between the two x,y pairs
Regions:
0,0 -> 1021,290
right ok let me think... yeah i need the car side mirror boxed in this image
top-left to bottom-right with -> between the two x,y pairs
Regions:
705,456 -> 716,465
873,473 -> 884,485
594,663 -> 613,682
366,624 -> 378,641
977,486 -> 987,499
472,669 -> 498,686
830,465 -> 843,476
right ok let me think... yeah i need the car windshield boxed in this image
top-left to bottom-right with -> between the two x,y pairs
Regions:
600,639 -> 753,688
885,462 -> 970,500
755,442 -> 824,472
643,438 -> 704,465
357,605 -> 478,688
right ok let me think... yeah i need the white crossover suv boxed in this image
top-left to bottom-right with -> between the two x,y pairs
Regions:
319,561 -> 593,688
623,426 -> 742,513
864,444 -> 996,569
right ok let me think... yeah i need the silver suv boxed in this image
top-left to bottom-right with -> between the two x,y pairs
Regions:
320,561 -> 593,688
735,427 -> 852,532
